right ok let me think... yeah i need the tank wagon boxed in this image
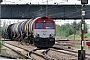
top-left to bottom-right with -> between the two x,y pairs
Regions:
2,16 -> 56,48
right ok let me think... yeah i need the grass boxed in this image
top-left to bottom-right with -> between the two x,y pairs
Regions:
84,46 -> 90,52
74,44 -> 90,53
74,44 -> 81,49
1,49 -> 10,56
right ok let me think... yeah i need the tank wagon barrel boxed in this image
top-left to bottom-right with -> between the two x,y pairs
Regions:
1,16 -> 56,48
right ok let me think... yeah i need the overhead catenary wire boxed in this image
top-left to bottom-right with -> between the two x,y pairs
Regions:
1,0 -> 65,17
1,4 -> 14,17
48,5 -> 90,18
0,4 -> 89,19
22,5 -> 65,18
23,5 -> 90,19
1,0 -> 90,27
0,0 -> 85,18
1,2 -> 90,19
1,4 -> 7,14
21,4 -> 58,18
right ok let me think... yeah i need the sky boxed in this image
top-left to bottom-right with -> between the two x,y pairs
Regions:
1,0 -> 90,26
1,0 -> 90,5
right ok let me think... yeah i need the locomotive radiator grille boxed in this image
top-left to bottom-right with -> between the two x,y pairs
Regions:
34,38 -> 55,48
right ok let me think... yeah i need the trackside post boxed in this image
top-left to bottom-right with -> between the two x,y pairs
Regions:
78,0 -> 88,60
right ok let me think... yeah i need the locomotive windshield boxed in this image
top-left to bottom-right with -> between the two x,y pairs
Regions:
36,22 -> 44,29
35,22 -> 54,29
46,22 -> 54,29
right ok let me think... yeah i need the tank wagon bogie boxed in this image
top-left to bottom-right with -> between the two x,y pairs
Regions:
2,16 -> 56,48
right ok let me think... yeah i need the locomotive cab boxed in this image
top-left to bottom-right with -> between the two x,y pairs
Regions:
33,17 -> 56,48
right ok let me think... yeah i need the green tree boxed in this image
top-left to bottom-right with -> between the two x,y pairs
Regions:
56,21 -> 88,38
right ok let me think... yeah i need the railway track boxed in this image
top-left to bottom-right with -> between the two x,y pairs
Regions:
27,48 -> 55,60
50,45 -> 90,60
2,41 -> 55,60
55,39 -> 90,59
2,39 -> 90,60
3,42 -> 30,59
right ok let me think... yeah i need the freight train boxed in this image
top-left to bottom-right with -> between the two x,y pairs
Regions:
2,16 -> 56,48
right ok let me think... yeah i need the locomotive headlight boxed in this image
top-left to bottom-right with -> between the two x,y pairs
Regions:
49,34 -> 54,37
36,33 -> 39,37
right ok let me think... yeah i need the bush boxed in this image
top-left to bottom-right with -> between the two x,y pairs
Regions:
68,34 -> 81,38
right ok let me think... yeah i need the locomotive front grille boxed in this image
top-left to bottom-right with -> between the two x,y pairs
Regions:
34,38 -> 55,48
